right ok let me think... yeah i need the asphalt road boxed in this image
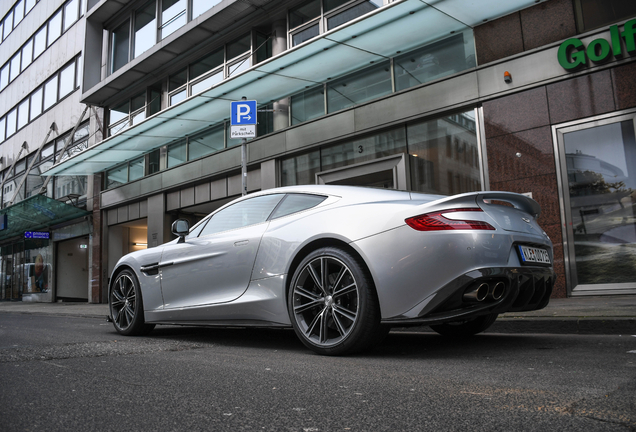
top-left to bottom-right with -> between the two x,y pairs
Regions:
1,313 -> 635,431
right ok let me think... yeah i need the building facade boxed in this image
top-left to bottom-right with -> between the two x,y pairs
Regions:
0,0 -> 102,302
2,0 -> 636,304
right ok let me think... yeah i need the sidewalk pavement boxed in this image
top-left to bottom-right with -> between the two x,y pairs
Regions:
0,295 -> 634,335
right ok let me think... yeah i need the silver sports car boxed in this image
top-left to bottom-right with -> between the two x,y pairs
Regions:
108,185 -> 555,355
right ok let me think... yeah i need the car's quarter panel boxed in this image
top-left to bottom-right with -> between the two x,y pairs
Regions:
158,222 -> 270,310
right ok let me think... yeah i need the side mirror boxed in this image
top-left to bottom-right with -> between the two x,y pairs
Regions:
171,219 -> 190,243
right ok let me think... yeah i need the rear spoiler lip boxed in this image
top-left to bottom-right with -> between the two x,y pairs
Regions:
412,191 -> 541,218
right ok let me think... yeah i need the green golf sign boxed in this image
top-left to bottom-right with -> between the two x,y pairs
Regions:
558,19 -> 636,70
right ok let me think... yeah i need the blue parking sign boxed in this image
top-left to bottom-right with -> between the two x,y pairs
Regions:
231,100 -> 257,125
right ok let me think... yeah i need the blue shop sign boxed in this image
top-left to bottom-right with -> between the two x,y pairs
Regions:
25,231 -> 50,239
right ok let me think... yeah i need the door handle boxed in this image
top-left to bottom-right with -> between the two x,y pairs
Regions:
234,240 -> 249,247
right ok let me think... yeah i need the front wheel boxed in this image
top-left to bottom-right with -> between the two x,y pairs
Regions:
288,247 -> 382,356
109,269 -> 155,336
429,313 -> 498,337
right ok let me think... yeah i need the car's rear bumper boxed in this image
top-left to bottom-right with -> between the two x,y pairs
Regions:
381,266 -> 556,326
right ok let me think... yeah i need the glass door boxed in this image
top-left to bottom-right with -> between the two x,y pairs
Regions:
555,111 -> 636,295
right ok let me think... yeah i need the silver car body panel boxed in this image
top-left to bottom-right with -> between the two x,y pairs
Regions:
109,185 -> 554,327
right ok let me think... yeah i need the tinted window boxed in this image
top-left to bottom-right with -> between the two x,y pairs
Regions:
199,194 -> 284,237
270,194 -> 326,219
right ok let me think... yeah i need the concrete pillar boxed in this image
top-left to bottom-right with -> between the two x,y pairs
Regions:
147,193 -> 173,248
272,20 -> 289,131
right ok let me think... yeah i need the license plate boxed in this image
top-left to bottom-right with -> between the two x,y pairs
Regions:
518,245 -> 551,265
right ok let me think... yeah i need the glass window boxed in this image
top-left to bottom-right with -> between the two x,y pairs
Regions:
74,123 -> 90,141
228,57 -> 251,77
189,125 -> 224,160
255,32 -> 272,64
30,87 -> 43,119
149,84 -> 162,115
290,0 -> 320,29
42,143 -> 55,159
169,89 -> 187,105
190,49 -> 223,80
111,20 -> 130,73
33,27 -> 47,58
109,101 -> 129,125
407,111 -> 479,195
192,0 -> 221,18
3,12 -> 12,40
21,39 -> 33,71
270,194 -> 327,219
575,0 -> 636,32
129,156 -> 145,181
227,33 -> 251,59
327,61 -> 392,113
131,92 -> 145,111
132,110 -> 146,126
0,118 -> 5,142
134,1 -> 156,58
6,109 -> 17,137
199,194 -> 284,237
0,22 -> 3,43
59,61 -> 76,98
17,99 -> 29,129
281,150 -> 320,186
291,86 -> 324,125
161,0 -> 186,39
167,140 -> 186,167
257,103 -> 274,137
10,53 -> 21,81
48,10 -> 62,44
54,175 -> 87,199
64,0 -> 79,32
327,1 -> 379,30
14,1 -> 24,26
169,68 -> 187,91
394,31 -> 475,92
106,164 -> 128,189
322,128 -> 406,171
559,115 -> 636,290
191,70 -> 223,94
43,77 -> 58,110
26,0 -> 36,13
0,64 -> 8,89
324,0 -> 350,13
148,149 -> 160,174
292,23 -> 320,46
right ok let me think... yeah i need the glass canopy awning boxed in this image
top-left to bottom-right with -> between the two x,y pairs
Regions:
0,195 -> 91,241
45,0 -> 536,177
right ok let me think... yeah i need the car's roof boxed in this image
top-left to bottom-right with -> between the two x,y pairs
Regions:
251,184 -> 443,203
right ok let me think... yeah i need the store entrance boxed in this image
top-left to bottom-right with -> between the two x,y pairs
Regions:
56,236 -> 89,301
316,154 -> 409,190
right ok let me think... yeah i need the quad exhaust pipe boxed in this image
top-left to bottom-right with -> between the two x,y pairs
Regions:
463,281 -> 506,302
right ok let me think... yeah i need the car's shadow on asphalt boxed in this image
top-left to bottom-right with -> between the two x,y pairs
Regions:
135,325 -> 556,359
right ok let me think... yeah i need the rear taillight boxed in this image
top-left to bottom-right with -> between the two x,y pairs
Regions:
405,208 -> 495,231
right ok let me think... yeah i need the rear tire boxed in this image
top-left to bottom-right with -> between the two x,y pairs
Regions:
430,313 -> 498,337
109,269 -> 155,336
288,247 -> 382,356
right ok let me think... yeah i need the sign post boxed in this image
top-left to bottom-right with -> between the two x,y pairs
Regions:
230,99 -> 257,196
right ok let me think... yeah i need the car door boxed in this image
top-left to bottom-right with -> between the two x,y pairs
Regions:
158,194 -> 284,309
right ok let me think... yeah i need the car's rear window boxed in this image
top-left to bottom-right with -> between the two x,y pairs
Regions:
270,194 -> 326,220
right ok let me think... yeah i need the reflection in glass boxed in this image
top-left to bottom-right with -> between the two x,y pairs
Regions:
407,111 -> 480,195
111,20 -> 130,73
6,109 -> 17,137
64,0 -> 79,32
168,140 -> 187,167
33,27 -> 47,59
129,156 -> 145,181
327,61 -> 391,113
189,125 -> 224,160
564,120 -> 636,285
292,24 -> 319,46
327,1 -> 379,30
191,70 -> 223,94
291,85 -> 324,125
10,53 -> 21,81
190,49 -> 223,80
134,1 -> 156,58
161,0 -> 186,39
228,57 -> 251,77
106,165 -> 128,189
44,77 -> 58,110
59,61 -> 76,98
109,101 -> 128,125
21,40 -> 33,70
281,150 -> 320,186
290,0 -> 320,29
227,33 -> 251,59
321,129 -> 406,172
17,99 -> 29,129
30,88 -> 43,119
48,10 -> 62,43
394,31 -> 475,92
